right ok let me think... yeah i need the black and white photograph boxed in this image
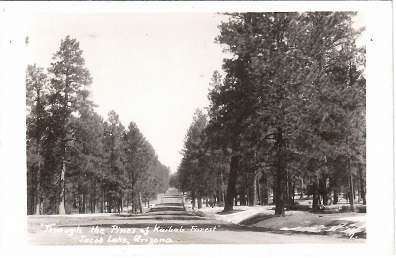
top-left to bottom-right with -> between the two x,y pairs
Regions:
0,1 -> 393,257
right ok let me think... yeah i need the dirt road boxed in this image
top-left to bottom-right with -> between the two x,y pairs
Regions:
27,190 -> 363,245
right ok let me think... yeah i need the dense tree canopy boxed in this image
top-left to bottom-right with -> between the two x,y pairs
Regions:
26,36 -> 169,215
176,12 -> 365,214
27,13 -> 366,216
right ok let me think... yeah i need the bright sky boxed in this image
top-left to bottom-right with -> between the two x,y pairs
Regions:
26,13 -> 229,173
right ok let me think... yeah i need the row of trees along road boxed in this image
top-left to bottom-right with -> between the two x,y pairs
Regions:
172,12 -> 366,215
26,36 -> 170,215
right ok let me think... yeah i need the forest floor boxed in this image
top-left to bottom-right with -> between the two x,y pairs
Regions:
189,201 -> 366,239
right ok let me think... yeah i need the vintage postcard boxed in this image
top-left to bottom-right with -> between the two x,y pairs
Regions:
0,1 -> 393,257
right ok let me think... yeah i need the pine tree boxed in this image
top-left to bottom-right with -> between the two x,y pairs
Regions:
69,102 -> 104,213
209,12 -> 365,214
177,109 -> 208,209
124,122 -> 151,213
102,110 -> 126,213
26,64 -> 49,215
47,36 -> 93,214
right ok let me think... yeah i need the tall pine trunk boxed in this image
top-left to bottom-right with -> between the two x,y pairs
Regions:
348,157 -> 355,212
331,175 -> 339,205
320,176 -> 328,206
274,171 -> 284,215
216,191 -> 222,207
253,173 -> 257,206
191,190 -> 196,210
274,127 -> 285,215
224,155 -> 239,212
312,178 -> 320,211
285,172 -> 292,210
288,177 -> 295,206
358,163 -> 366,205
219,172 -> 225,206
197,192 -> 202,209
81,193 -> 86,214
265,174 -> 270,205
138,192 -> 143,213
119,190 -> 123,213
131,191 -> 137,214
333,189 -> 338,205
35,161 -> 42,215
58,81 -> 69,215
101,187 -> 105,213
91,178 -> 96,213
126,192 -> 130,213
257,175 -> 262,205
58,161 -> 66,214
300,178 -> 304,199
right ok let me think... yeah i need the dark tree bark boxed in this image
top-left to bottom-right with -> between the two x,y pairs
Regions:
35,161 -> 42,215
320,176 -> 328,206
292,180 -> 295,203
251,175 -> 257,206
220,172 -> 225,206
333,189 -> 338,204
253,173 -> 258,206
101,187 -> 105,213
257,176 -> 262,205
90,178 -> 96,213
211,193 -> 216,207
191,190 -> 196,210
358,163 -> 366,205
224,155 -> 240,212
82,193 -> 86,214
121,191 -> 124,213
197,192 -> 202,209
265,175 -> 270,205
331,175 -> 339,205
132,191 -> 139,214
285,173 -> 289,210
274,171 -> 284,215
348,157 -> 355,212
216,190 -> 222,207
274,127 -> 285,215
58,162 -> 66,214
138,192 -> 143,213
312,179 -> 320,211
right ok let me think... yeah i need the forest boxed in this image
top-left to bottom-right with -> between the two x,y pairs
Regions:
171,12 -> 366,215
26,36 -> 170,215
26,12 -> 366,217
